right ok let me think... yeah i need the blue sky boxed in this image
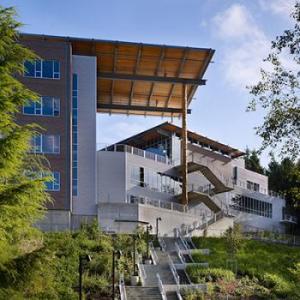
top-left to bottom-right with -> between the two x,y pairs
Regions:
3,0 -> 296,165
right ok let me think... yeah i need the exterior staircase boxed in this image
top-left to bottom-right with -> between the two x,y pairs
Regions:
125,286 -> 162,300
187,190 -> 221,213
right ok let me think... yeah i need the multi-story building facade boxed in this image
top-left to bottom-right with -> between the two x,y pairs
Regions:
97,122 -> 294,236
17,33 -> 295,235
18,33 -> 214,231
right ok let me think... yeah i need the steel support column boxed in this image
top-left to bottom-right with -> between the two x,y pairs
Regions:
181,84 -> 188,205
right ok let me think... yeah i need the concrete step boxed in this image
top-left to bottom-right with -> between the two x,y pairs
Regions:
177,269 -> 190,284
126,286 -> 162,300
166,291 -> 178,300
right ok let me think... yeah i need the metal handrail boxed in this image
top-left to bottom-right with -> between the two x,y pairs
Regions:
168,254 -> 180,285
175,242 -> 185,264
189,153 -> 234,189
99,143 -> 170,165
126,194 -> 208,218
156,273 -> 167,300
149,242 -> 158,264
137,253 -> 147,285
158,237 -> 167,252
119,273 -> 127,300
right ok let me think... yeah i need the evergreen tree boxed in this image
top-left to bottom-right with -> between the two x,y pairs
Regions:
0,5 -> 49,271
244,147 -> 264,174
267,156 -> 300,209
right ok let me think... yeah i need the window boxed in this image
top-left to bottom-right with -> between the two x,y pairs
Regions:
24,59 -> 60,79
72,74 -> 78,196
44,172 -> 60,191
31,134 -> 60,154
230,194 -> 272,218
25,171 -> 60,192
23,97 -> 60,116
247,181 -> 260,192
130,165 -> 181,195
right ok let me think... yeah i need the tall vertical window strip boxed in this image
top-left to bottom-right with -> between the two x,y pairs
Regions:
72,74 -> 78,196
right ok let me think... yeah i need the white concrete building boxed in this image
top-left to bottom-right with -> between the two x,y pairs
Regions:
97,123 -> 295,236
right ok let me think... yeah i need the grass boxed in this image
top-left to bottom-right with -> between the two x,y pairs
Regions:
188,237 -> 300,299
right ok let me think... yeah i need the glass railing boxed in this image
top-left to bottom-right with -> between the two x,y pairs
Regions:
126,194 -> 208,218
98,143 -> 170,164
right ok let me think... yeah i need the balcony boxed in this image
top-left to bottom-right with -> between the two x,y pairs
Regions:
281,214 -> 297,224
99,143 -> 170,164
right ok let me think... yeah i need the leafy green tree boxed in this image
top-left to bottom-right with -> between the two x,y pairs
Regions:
248,2 -> 300,160
244,147 -> 265,174
267,156 -> 300,208
0,3 -> 50,289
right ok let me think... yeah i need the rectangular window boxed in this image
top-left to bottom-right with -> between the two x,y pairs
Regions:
44,172 -> 60,191
247,180 -> 260,192
31,134 -> 60,154
23,97 -> 60,117
231,194 -> 272,218
24,59 -> 60,79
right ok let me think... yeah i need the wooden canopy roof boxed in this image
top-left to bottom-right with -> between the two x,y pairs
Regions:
116,122 -> 245,159
21,34 -> 214,117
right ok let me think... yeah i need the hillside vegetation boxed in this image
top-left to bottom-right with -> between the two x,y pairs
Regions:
187,237 -> 300,299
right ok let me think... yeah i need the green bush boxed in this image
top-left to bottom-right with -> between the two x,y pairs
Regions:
181,288 -> 205,300
191,237 -> 300,299
186,266 -> 235,283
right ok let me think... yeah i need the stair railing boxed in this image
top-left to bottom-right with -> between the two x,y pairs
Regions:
175,242 -> 184,264
149,241 -> 159,264
119,273 -> 127,300
156,273 -> 167,300
168,254 -> 180,285
158,237 -> 167,252
189,152 -> 234,190
137,253 -> 147,285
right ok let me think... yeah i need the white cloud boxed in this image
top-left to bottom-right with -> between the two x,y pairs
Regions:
212,4 -> 270,89
212,4 -> 264,40
259,0 -> 295,19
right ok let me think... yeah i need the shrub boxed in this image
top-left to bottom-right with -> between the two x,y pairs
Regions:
181,288 -> 205,300
263,273 -> 292,297
186,266 -> 235,284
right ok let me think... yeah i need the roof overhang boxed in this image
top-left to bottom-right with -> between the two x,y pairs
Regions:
116,122 -> 245,159
20,33 -> 214,117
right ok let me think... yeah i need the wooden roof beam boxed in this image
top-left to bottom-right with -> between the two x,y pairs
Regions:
165,48 -> 189,109
129,44 -> 143,107
146,46 -> 165,114
98,103 -> 191,114
97,72 -> 206,85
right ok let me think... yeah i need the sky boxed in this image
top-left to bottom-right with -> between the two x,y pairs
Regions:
2,0 -> 296,166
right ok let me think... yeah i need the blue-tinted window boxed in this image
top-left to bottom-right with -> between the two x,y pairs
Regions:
45,171 -> 60,191
53,98 -> 60,116
23,97 -> 60,116
42,60 -> 53,78
23,100 -> 35,114
35,60 -> 41,77
31,134 -> 60,154
42,97 -> 53,115
24,60 -> 60,79
24,61 -> 35,77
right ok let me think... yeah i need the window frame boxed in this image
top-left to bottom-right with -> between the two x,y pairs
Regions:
23,97 -> 60,117
31,134 -> 60,154
24,59 -> 60,80
44,171 -> 61,191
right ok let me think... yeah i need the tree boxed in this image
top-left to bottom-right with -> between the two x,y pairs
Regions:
248,2 -> 300,160
244,147 -> 265,174
266,156 -> 300,208
0,5 -> 49,275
